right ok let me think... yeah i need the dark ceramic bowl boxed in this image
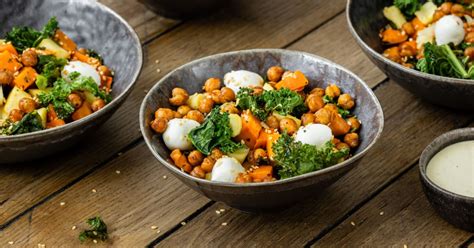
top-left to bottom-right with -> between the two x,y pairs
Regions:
139,0 -> 223,19
0,0 -> 143,163
347,0 -> 474,110
140,49 -> 384,211
419,128 -> 474,232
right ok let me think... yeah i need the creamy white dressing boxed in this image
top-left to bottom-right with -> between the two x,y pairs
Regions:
426,141 -> 474,197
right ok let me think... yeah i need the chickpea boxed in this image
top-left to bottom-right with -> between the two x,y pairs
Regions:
347,117 -> 361,132
440,2 -> 453,14
0,69 -> 13,85
279,118 -> 297,135
220,102 -> 239,114
465,32 -> 474,43
253,148 -> 267,161
324,103 -> 338,113
236,173 -> 252,183
306,94 -> 324,112
265,115 -> 280,130
91,99 -> 106,112
301,113 -> 315,126
185,110 -> 205,123
190,166 -> 206,178
203,78 -> 221,93
310,87 -> 325,97
9,109 -> 24,122
198,97 -> 214,114
17,97 -> 36,113
211,89 -> 222,104
314,108 -> 331,125
432,10 -> 445,23
211,148 -> 224,160
401,22 -> 415,36
465,47 -> 474,60
201,157 -> 215,173
67,93 -> 83,109
338,93 -> 355,110
150,118 -> 167,133
169,94 -> 187,106
21,49 -> 38,67
451,4 -> 465,16
175,106 -> 189,117
155,108 -> 175,121
325,84 -> 341,98
400,42 -> 416,57
344,133 -> 359,148
336,142 -> 350,151
170,149 -> 191,169
220,87 -> 235,102
267,66 -> 284,82
98,65 -> 112,77
187,150 -> 203,166
332,138 -> 341,144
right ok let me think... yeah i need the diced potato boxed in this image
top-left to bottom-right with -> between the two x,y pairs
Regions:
186,93 -> 205,110
4,87 -> 32,116
28,88 -> 52,98
272,111 -> 301,129
383,6 -> 407,29
226,146 -> 250,164
263,83 -> 275,91
37,38 -> 70,59
415,1 -> 437,25
37,107 -> 47,128
228,113 -> 242,137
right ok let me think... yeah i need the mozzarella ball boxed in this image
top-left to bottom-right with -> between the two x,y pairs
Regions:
435,15 -> 465,46
62,61 -> 101,85
163,118 -> 200,151
223,70 -> 264,94
211,156 -> 245,183
294,124 -> 332,147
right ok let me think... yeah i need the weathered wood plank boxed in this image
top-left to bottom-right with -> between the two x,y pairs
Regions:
0,0 -> 347,230
155,79 -> 473,247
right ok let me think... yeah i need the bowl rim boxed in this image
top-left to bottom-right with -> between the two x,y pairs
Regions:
0,0 -> 143,142
140,48 -> 384,188
346,0 -> 474,86
419,127 -> 474,201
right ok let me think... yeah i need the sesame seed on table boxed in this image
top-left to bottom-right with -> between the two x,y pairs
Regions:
0,0 -> 473,247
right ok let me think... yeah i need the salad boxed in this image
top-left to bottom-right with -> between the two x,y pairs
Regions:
381,0 -> 474,79
0,17 -> 113,135
150,66 -> 362,183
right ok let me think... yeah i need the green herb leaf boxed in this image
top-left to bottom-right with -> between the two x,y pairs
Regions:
0,111 -> 44,135
394,0 -> 421,17
5,17 -> 58,52
416,43 -> 470,79
79,216 -> 108,242
36,55 -> 67,86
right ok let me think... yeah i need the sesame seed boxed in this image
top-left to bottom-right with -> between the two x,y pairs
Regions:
155,59 -> 160,64
72,226 -> 77,230
156,68 -> 161,73
220,209 -> 225,212
379,211 -> 384,216
221,222 -> 227,226
8,241 -> 14,245
215,210 -> 221,214
60,202 -> 65,206
93,240 -> 98,244
156,230 -> 161,234
350,221 -> 356,226
117,152 -> 123,156
181,222 -> 186,226
151,225 -> 158,230
115,170 -> 121,174
38,244 -> 46,248
403,245 -> 407,248
92,189 -> 97,193
163,175 -> 168,179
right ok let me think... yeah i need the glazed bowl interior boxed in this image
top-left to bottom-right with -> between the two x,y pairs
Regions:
141,49 -> 383,191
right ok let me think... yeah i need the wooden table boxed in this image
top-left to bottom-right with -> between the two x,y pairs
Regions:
1,0 -> 474,247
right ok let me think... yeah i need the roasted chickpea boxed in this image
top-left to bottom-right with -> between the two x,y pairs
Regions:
169,87 -> 189,106
306,94 -> 324,112
211,148 -> 224,160
325,84 -> 341,98
220,87 -> 235,102
267,66 -> 284,82
383,47 -> 401,63
400,42 -> 417,57
170,149 -> 191,169
220,102 -> 239,114
235,173 -> 252,183
91,99 -> 106,112
432,10 -> 445,23
177,105 -> 192,116
203,78 -> 221,93
0,70 -> 13,85
440,2 -> 453,14
67,93 -> 83,109
451,3 -> 465,16
310,87 -> 325,97
344,133 -> 359,148
301,113 -> 315,126
9,109 -> 24,122
466,32 -> 474,43
185,110 -> 205,123
211,89 -> 222,104
336,142 -> 350,151
347,117 -> 361,132
150,117 -> 167,133
338,93 -> 355,110
279,118 -> 297,135
332,138 -> 341,144
265,115 -> 280,130
198,98 -> 214,114
21,49 -> 38,67
155,108 -> 175,121
18,98 -> 36,113
401,22 -> 415,36
98,65 -> 112,77
314,108 -> 331,125
190,166 -> 206,178
253,148 -> 267,161
187,150 -> 204,166
324,103 -> 338,113
201,157 -> 215,173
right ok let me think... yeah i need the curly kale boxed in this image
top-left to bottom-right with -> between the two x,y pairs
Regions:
5,17 -> 58,52
35,55 -> 67,88
0,111 -> 44,135
79,216 -> 108,242
394,0 -> 421,17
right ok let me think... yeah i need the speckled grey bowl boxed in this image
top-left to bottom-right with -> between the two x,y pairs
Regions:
139,0 -> 223,19
140,49 -> 384,211
0,0 -> 143,163
347,0 -> 474,110
419,128 -> 474,232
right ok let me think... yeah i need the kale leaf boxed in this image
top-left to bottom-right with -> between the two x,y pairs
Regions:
235,88 -> 268,120
0,111 -> 44,135
394,0 -> 421,17
272,133 -> 349,179
188,108 -> 243,155
5,17 -> 58,52
79,216 -> 108,242
35,55 -> 67,87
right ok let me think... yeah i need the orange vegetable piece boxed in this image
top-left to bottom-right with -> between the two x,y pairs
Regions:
101,76 -> 113,93
47,104 -> 58,121
266,132 -> 280,160
400,40 -> 417,51
71,102 -> 93,121
255,129 -> 276,149
236,110 -> 262,148
46,119 -> 66,129
381,29 -> 408,44
275,70 -> 308,91
0,51 -> 22,72
0,43 -> 18,56
411,17 -> 426,32
249,166 -> 273,180
13,67 -> 37,90
72,51 -> 101,67
329,112 -> 350,136
383,46 -> 401,63
54,29 -> 77,52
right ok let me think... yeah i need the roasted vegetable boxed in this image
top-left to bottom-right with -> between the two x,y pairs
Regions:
5,17 -> 58,52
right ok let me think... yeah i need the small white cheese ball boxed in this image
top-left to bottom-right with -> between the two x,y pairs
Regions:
294,124 -> 333,147
435,15 -> 465,46
223,70 -> 264,94
211,156 -> 245,183
62,61 -> 101,85
162,118 -> 200,151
